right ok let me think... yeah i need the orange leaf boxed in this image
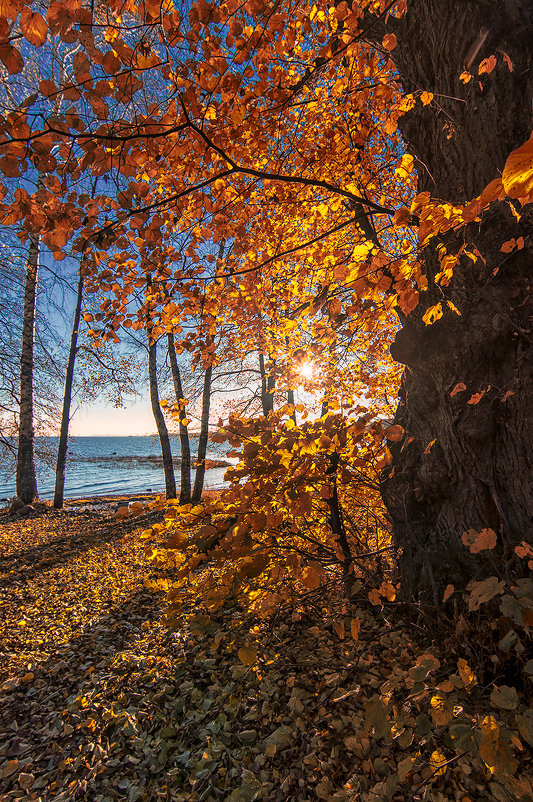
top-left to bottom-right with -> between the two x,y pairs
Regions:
462,528 -> 497,553
382,33 -> 397,51
420,91 -> 433,105
368,588 -> 381,605
385,424 -> 404,442
459,70 -> 472,84
450,382 -> 466,397
0,43 -> 23,73
467,386 -> 489,405
500,238 -> 516,253
350,617 -> 361,641
478,55 -> 496,75
238,645 -> 257,665
443,584 -> 454,602
0,0 -> 22,19
467,576 -> 505,611
502,132 -> 533,199
20,8 -> 48,46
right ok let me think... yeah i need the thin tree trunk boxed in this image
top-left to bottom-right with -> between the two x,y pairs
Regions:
148,335 -> 176,499
16,232 -> 39,503
287,388 -> 297,423
379,0 -> 533,604
259,353 -> 275,415
167,331 -> 191,504
53,266 -> 84,509
285,336 -> 296,423
326,451 -> 353,593
192,363 -> 213,503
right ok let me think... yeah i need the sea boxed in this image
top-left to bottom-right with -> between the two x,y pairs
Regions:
0,435 -> 235,503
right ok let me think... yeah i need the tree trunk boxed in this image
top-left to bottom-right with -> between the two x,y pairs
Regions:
16,232 -> 40,504
148,335 -> 176,499
167,331 -> 191,504
286,336 -> 297,423
380,0 -> 533,604
53,266 -> 84,509
192,364 -> 213,503
259,353 -> 275,415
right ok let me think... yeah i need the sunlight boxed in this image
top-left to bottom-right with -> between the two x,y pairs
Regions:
298,361 -> 315,380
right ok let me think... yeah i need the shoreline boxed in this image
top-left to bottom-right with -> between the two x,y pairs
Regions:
0,488 -> 223,518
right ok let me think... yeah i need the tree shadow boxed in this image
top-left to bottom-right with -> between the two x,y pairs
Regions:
0,584 -> 168,762
0,509 -> 163,585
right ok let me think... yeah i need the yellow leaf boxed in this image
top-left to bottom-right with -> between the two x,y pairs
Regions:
480,715 -> 516,775
430,694 -> 453,726
420,91 -> 433,105
422,303 -> 443,325
447,300 -> 461,315
238,645 -> 258,666
430,750 -> 447,776
457,658 -> 476,689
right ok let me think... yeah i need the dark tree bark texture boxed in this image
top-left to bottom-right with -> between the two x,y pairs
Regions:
192,363 -> 213,503
167,331 -> 192,504
53,267 -> 84,509
380,0 -> 533,604
16,232 -> 39,504
148,335 -> 177,500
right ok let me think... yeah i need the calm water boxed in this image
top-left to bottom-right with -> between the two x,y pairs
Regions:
0,436 -> 233,502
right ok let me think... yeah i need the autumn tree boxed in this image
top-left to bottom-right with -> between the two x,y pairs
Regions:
1,0 -> 532,605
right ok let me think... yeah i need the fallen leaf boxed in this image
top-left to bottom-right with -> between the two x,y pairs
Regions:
238,645 -> 257,666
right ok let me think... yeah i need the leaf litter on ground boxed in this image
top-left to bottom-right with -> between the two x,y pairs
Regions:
0,504 -> 531,801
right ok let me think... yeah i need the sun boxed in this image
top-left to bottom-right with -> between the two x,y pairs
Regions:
299,361 -> 315,380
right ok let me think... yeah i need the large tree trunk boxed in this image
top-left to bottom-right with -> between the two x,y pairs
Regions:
380,0 -> 533,604
192,363 -> 213,503
148,335 -> 177,500
16,232 -> 40,504
167,331 -> 191,504
53,266 -> 84,509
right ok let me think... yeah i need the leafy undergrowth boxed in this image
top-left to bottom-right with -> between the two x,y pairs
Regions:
0,507 -> 532,802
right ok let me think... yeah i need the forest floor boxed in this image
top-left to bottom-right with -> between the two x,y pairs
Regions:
0,501 -> 531,802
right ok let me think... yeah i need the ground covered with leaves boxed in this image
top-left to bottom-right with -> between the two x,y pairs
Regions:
0,504 -> 531,802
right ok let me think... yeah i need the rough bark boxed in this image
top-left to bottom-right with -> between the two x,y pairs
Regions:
192,363 -> 213,503
167,331 -> 191,504
380,0 -> 533,604
53,267 -> 84,509
16,232 -> 40,504
148,335 -> 176,499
